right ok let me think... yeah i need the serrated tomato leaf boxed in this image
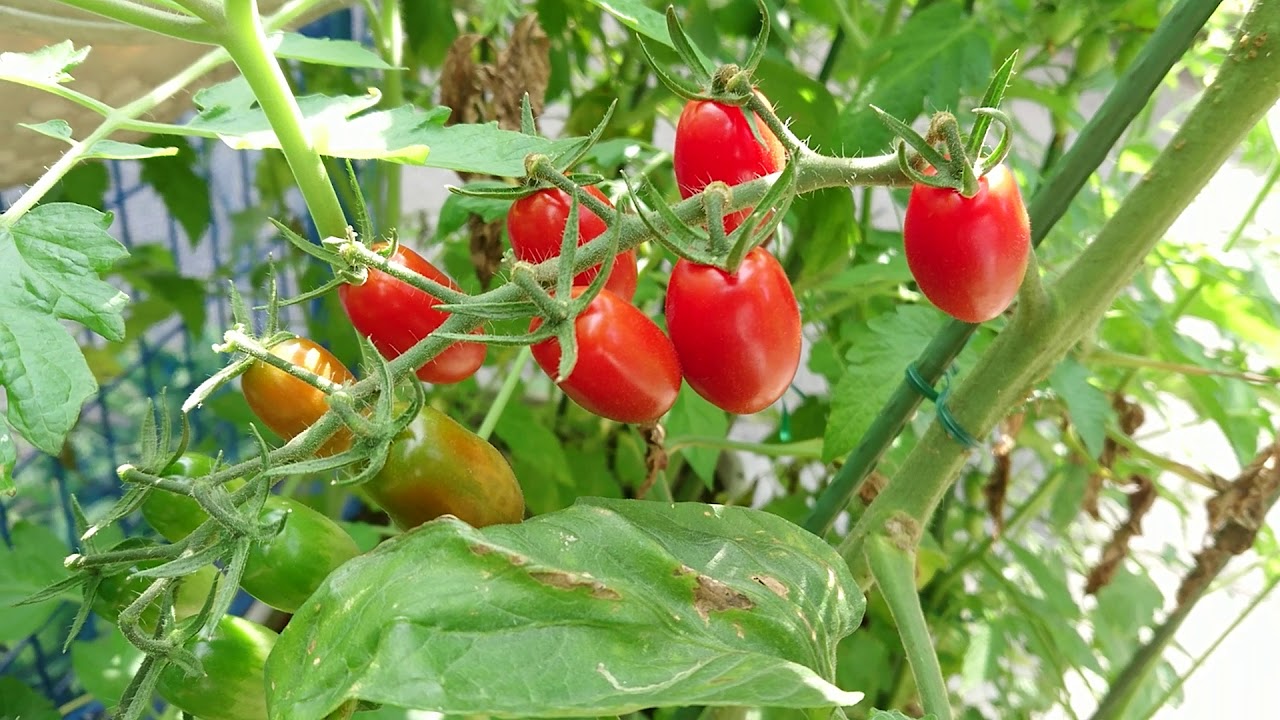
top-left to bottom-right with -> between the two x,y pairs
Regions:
824,306 -> 944,462
185,78 -> 585,174
0,204 -> 127,456
266,499 -> 865,719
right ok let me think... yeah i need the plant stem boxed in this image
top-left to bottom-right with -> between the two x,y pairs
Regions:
52,0 -> 220,43
476,348 -> 531,441
865,535 -> 952,720
802,0 -> 1229,538
1086,348 -> 1280,385
221,0 -> 348,238
376,0 -> 404,232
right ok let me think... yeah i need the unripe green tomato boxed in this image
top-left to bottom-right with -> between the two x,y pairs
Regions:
92,540 -> 218,631
364,406 -> 525,530
1073,31 -> 1111,80
143,453 -> 361,612
1034,1 -> 1086,48
157,615 -> 275,720
237,497 -> 361,612
1115,33 -> 1146,73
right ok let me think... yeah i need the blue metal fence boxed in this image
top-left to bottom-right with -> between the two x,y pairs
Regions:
0,10 -> 357,715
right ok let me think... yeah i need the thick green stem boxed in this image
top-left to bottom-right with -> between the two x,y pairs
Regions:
865,534 -> 952,720
221,0 -> 348,238
802,0 -> 1228,538
840,0 -> 1280,574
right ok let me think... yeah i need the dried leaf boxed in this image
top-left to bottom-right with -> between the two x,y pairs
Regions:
494,15 -> 551,132
440,35 -> 486,129
1085,474 -> 1155,595
467,216 -> 506,288
636,422 -> 668,499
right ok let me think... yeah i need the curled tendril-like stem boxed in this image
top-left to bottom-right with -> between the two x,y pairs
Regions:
972,107 -> 1015,175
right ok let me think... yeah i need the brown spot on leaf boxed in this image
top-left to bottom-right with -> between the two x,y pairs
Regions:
529,570 -> 622,600
469,544 -> 494,556
752,575 -> 789,599
676,565 -> 754,621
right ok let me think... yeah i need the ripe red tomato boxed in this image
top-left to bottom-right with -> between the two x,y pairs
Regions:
529,288 -> 681,423
902,164 -> 1031,323
507,186 -> 638,301
665,248 -> 801,415
673,93 -> 786,234
338,243 -> 486,384
240,337 -> 354,457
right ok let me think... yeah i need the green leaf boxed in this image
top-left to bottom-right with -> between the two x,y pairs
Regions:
0,203 -> 128,455
0,678 -> 60,720
1091,565 -> 1164,668
71,624 -> 146,705
140,135 -> 212,246
436,182 -> 516,239
402,0 -> 459,68
787,188 -> 858,287
0,41 -> 88,89
665,384 -> 731,486
837,4 -> 992,156
823,306 -> 944,462
270,32 -> 394,69
19,120 -> 179,161
0,522 -> 73,644
1049,357 -> 1110,460
585,0 -> 715,70
186,79 -> 584,174
266,500 -> 866,719
494,401 -> 574,511
870,711 -> 934,720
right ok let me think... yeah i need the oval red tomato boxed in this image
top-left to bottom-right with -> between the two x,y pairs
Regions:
665,248 -> 801,415
530,288 -> 681,423
338,243 -> 486,384
240,337 -> 354,457
673,93 -> 786,234
902,164 -> 1031,323
507,186 -> 638,301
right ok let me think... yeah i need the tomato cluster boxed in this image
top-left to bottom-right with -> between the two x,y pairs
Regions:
519,92 -> 801,422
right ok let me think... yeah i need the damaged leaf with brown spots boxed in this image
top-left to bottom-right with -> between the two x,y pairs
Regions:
265,499 -> 865,719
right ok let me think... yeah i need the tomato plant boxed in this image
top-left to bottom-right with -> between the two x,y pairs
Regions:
665,248 -> 801,415
673,94 -> 786,234
507,185 -> 638,301
339,243 -> 487,384
902,164 -> 1031,323
240,337 -> 355,456
530,288 -> 682,423
363,405 -> 526,530
157,615 -> 276,720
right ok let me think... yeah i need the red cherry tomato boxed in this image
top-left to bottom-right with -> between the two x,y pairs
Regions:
673,93 -> 786,234
665,248 -> 801,415
338,243 -> 486,384
530,288 -> 681,423
507,186 -> 638,302
902,164 -> 1031,323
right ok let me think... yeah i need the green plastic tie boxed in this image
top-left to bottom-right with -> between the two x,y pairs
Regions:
904,364 -> 980,449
